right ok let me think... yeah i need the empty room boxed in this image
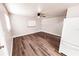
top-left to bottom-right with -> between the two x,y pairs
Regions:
0,3 -> 79,56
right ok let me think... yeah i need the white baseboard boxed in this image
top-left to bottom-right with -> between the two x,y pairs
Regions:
41,31 -> 61,37
12,32 -> 39,38
12,31 -> 61,38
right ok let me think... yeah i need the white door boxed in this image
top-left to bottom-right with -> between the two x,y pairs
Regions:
59,18 -> 79,56
61,18 -> 79,45
0,22 -> 9,56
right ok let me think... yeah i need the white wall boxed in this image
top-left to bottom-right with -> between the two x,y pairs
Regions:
10,14 -> 41,37
41,17 -> 64,36
10,14 -> 64,37
66,5 -> 79,18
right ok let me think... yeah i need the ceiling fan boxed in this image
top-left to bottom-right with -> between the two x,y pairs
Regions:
37,6 -> 46,18
37,12 -> 46,18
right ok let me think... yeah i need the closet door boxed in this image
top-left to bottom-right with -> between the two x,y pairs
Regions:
61,18 -> 79,45
0,22 -> 9,56
59,18 -> 79,56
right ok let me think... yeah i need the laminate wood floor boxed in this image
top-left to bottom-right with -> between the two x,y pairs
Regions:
12,32 -> 61,56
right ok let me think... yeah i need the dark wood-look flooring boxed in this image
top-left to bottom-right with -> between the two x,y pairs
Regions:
12,32 -> 62,56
